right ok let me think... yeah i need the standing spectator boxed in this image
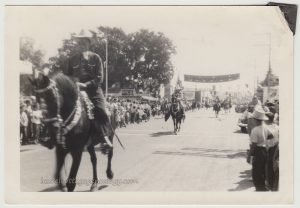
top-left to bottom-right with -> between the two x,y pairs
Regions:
125,110 -> 130,125
248,96 -> 262,110
119,105 -> 126,127
247,106 -> 257,136
274,100 -> 279,124
249,108 -> 276,191
136,107 -> 144,123
31,104 -> 43,144
265,110 -> 279,191
30,96 -> 38,109
25,100 -> 33,141
115,109 -> 121,128
130,104 -> 136,124
20,104 -> 29,145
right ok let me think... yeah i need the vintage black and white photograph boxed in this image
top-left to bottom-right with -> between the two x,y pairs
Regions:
4,4 -> 295,204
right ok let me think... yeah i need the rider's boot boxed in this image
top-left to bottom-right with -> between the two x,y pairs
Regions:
103,136 -> 113,148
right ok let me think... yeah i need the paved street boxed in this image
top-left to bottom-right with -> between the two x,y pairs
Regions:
21,108 -> 254,192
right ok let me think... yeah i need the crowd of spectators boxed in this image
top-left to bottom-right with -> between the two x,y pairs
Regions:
19,95 -> 197,145
20,96 -> 44,145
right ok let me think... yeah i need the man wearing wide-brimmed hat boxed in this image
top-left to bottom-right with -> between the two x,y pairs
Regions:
64,29 -> 112,148
264,109 -> 279,191
249,108 -> 276,191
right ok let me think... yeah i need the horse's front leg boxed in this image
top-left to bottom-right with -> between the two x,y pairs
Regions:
178,119 -> 181,132
54,146 -> 68,191
106,135 -> 114,180
175,118 -> 179,134
87,145 -> 98,191
66,148 -> 83,192
173,117 -> 176,134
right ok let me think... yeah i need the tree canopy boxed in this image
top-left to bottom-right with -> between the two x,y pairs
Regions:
20,37 -> 45,96
49,27 -> 176,96
20,37 -> 45,69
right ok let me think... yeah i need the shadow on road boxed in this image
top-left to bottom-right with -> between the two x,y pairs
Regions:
40,186 -> 61,192
182,147 -> 245,153
98,184 -> 109,190
227,152 -> 246,158
78,185 -> 109,192
150,131 -> 174,137
228,169 -> 253,191
40,184 -> 109,192
153,147 -> 247,159
233,129 -> 248,134
20,149 -> 34,152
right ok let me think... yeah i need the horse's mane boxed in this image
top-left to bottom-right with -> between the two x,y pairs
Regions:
51,73 -> 78,103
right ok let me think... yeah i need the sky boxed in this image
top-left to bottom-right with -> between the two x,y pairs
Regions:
13,6 -> 290,92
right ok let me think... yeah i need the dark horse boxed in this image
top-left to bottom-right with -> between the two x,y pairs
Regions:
213,102 -> 221,118
31,71 -> 114,192
170,102 -> 184,134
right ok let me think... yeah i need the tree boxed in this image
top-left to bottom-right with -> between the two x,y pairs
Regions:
48,27 -> 176,96
20,37 -> 45,69
93,26 -> 132,89
126,29 -> 176,95
19,37 -> 45,96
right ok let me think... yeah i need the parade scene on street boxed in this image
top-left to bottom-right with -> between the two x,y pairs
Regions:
18,6 -> 282,193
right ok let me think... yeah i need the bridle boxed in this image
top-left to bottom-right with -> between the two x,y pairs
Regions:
34,79 -> 82,149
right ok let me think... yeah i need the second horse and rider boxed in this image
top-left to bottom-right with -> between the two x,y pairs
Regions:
164,90 -> 186,134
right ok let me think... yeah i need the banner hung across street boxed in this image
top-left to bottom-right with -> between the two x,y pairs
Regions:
184,73 -> 240,83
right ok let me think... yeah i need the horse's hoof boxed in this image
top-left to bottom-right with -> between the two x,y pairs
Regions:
62,187 -> 68,192
106,170 -> 114,180
90,183 -> 98,192
59,185 -> 68,192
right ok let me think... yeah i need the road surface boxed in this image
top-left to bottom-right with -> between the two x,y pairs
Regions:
21,108 -> 254,192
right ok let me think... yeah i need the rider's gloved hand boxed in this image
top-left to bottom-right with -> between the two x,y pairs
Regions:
76,82 -> 87,90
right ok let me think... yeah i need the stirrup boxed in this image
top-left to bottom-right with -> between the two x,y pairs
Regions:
100,142 -> 113,155
103,136 -> 113,147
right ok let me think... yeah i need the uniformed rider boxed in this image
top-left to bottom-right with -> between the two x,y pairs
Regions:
170,92 -> 185,116
64,30 -> 112,148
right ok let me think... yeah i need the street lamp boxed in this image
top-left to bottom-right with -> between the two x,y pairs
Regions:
97,32 -> 108,98
103,38 -> 108,98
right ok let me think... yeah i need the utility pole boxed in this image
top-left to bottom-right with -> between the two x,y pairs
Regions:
104,38 -> 108,98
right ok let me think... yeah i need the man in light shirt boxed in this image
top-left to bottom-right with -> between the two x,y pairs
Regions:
20,104 -> 29,145
31,104 -> 43,144
249,108 -> 278,191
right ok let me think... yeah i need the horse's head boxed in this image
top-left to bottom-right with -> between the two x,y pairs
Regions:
29,67 -> 51,91
29,68 -> 63,143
